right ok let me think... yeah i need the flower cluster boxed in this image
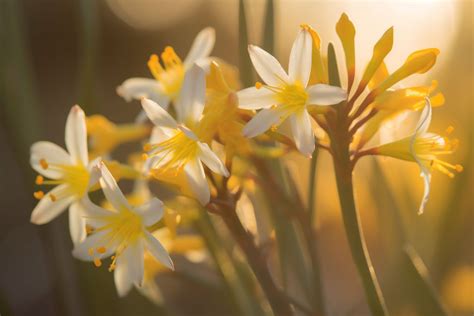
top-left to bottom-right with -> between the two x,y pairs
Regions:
30,14 -> 462,305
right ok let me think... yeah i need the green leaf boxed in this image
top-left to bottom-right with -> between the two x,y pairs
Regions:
262,0 -> 274,55
238,0 -> 254,87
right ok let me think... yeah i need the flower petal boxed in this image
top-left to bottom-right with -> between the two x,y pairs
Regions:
290,110 -> 315,157
144,230 -> 174,270
288,29 -> 312,86
237,87 -> 276,110
87,157 -> 102,189
80,196 -> 113,228
30,141 -> 71,179
69,201 -> 87,245
116,78 -> 170,109
113,241 -> 145,296
114,256 -> 134,297
65,105 -> 88,166
141,98 -> 177,129
184,27 -> 215,68
307,84 -> 347,105
31,184 -> 74,225
248,45 -> 289,86
98,162 -> 130,211
198,142 -> 229,176
242,108 -> 281,138
72,230 -> 114,260
175,64 -> 206,125
184,158 -> 210,205
134,198 -> 164,227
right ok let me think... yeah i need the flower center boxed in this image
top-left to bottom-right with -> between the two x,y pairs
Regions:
144,128 -> 199,174
148,46 -> 185,100
88,208 -> 144,271
34,160 -> 90,202
255,81 -> 308,119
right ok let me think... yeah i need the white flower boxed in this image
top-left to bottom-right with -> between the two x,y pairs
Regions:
140,65 -> 229,205
72,162 -> 173,297
371,99 -> 462,214
117,27 -> 215,111
30,105 -> 100,245
237,28 -> 347,157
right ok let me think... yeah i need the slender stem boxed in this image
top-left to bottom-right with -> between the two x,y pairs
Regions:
218,205 -> 294,316
308,149 -> 318,224
331,138 -> 388,316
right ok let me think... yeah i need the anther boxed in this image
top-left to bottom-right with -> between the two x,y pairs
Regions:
97,246 -> 107,254
88,248 -> 94,256
141,153 -> 149,161
300,23 -> 310,30
33,191 -> 44,200
86,226 -> 94,234
35,175 -> 44,185
455,164 -> 463,172
49,194 -> 57,202
143,143 -> 152,152
39,159 -> 48,170
255,82 -> 263,89
93,258 -> 102,267
445,126 -> 454,135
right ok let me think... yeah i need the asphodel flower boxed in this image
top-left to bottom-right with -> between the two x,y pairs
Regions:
30,105 -> 100,244
86,115 -> 151,158
368,99 -> 462,214
237,27 -> 346,157
117,27 -> 215,110
140,66 -> 229,205
73,162 -> 173,297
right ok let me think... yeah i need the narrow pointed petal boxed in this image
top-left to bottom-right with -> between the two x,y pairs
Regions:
69,202 -> 87,245
98,162 -> 130,211
134,198 -> 164,226
248,45 -> 289,86
114,249 -> 134,297
237,87 -> 275,110
31,141 -> 72,179
288,29 -> 312,86
141,98 -> 177,129
198,142 -> 229,176
72,230 -> 115,260
336,13 -> 356,90
307,84 -> 347,105
184,27 -> 215,67
31,184 -> 74,224
184,159 -> 210,205
175,64 -> 206,125
242,108 -> 281,138
144,230 -> 174,270
116,78 -> 170,109
290,110 -> 315,157
65,105 -> 88,166
87,157 -> 102,189
124,240 -> 145,287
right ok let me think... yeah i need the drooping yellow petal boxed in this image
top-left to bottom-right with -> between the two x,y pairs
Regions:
304,25 -> 328,85
368,62 -> 389,90
336,13 -> 356,91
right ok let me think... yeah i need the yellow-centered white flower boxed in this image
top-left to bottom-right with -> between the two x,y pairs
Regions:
30,105 -> 100,245
72,162 -> 173,297
117,27 -> 215,112
140,65 -> 229,205
371,99 -> 462,214
237,28 -> 347,157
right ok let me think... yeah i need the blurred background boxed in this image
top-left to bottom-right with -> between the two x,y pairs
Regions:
0,0 -> 472,315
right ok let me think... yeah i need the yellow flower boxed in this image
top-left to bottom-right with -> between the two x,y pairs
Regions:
86,115 -> 151,158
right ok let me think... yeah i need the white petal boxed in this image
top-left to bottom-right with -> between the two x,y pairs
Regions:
134,198 -> 164,226
114,241 -> 145,296
87,157 -> 102,189
288,29 -> 312,86
98,162 -> 130,211
72,229 -> 116,261
150,126 -> 170,144
30,184 -> 74,224
144,230 -> 174,270
30,141 -> 72,179
198,142 -> 229,176
141,98 -> 177,129
65,105 -> 88,166
237,87 -> 276,110
242,108 -> 282,138
175,64 -> 206,124
415,99 -> 432,134
114,258 -> 134,297
69,201 -> 87,245
290,110 -> 315,157
248,45 -> 289,86
80,196 -> 113,228
184,159 -> 210,205
117,78 -> 170,109
184,27 -> 215,68
307,84 -> 347,105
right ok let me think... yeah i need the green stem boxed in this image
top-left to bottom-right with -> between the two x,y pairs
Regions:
332,143 -> 388,316
308,149 -> 318,224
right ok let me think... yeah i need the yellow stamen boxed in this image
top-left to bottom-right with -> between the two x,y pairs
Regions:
33,191 -> 44,200
300,23 -> 310,31
94,258 -> 102,267
35,175 -> 44,185
147,47 -> 185,99
445,126 -> 454,135
50,194 -> 57,202
141,153 -> 149,161
97,246 -> 107,254
143,143 -> 152,152
39,159 -> 48,170
255,81 -> 263,89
